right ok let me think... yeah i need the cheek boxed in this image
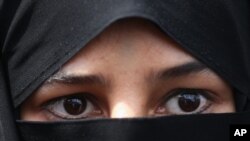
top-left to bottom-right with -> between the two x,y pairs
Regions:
211,94 -> 235,113
20,91 -> 54,121
20,103 -> 47,121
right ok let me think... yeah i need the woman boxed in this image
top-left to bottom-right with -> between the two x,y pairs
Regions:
0,0 -> 250,141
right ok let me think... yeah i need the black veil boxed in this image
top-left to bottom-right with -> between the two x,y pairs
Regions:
1,0 -> 250,141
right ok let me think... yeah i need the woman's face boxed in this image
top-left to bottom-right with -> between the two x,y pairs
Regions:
21,19 -> 235,121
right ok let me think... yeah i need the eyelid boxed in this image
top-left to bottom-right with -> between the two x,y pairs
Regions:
165,88 -> 216,102
42,92 -> 95,106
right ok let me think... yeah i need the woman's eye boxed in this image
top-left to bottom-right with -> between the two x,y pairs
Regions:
44,95 -> 102,120
157,89 -> 212,115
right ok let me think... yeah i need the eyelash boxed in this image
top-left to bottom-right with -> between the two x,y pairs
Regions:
166,88 -> 214,102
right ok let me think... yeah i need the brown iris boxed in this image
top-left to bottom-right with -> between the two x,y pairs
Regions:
178,93 -> 200,112
63,96 -> 87,115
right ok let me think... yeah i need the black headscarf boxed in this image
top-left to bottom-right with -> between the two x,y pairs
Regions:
1,0 -> 250,141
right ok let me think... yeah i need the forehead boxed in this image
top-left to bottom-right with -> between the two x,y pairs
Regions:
62,19 -> 195,75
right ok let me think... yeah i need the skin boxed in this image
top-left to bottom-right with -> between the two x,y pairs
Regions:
21,19 -> 235,121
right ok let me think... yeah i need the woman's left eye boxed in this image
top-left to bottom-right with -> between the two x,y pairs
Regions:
44,94 -> 102,120
156,89 -> 213,115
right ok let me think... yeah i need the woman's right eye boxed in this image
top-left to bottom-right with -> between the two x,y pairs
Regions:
44,94 -> 103,120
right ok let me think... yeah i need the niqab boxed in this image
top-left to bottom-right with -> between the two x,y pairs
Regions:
0,0 -> 250,141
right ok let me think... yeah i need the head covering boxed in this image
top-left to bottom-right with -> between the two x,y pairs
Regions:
1,0 -> 250,141
0,1 -> 21,141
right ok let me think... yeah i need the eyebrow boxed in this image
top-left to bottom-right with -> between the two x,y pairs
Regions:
45,61 -> 208,86
152,61 -> 209,81
44,72 -> 108,86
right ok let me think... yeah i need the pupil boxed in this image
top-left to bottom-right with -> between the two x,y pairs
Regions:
63,97 -> 87,115
178,93 -> 200,112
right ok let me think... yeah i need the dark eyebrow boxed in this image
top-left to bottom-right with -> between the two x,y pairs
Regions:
45,61 -> 207,86
44,72 -> 108,86
152,61 -> 209,81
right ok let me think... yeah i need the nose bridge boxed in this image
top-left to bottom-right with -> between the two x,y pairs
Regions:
110,102 -> 144,118
108,87 -> 149,118
107,62 -> 151,118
